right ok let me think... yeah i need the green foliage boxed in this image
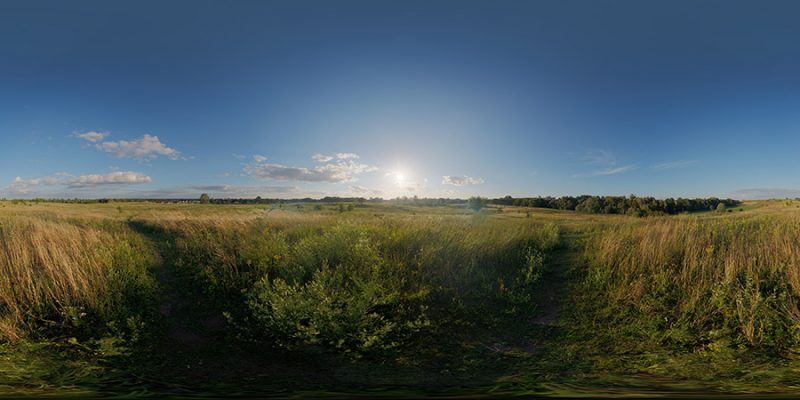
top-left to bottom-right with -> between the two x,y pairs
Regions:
248,224 -> 429,356
583,216 -> 800,356
160,215 -> 560,359
467,196 -> 485,212
12,201 -> 800,395
575,196 -> 602,214
171,223 -> 289,303
502,195 -> 740,216
97,235 -> 159,342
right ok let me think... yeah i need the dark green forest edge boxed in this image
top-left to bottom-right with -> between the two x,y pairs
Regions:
5,198 -> 800,398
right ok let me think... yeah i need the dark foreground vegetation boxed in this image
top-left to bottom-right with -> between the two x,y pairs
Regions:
1,199 -> 800,397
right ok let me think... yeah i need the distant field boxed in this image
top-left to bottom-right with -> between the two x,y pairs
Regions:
3,199 -> 800,397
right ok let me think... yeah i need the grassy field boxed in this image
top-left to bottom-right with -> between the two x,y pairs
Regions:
3,199 -> 800,397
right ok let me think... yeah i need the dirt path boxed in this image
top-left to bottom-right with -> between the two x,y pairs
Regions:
156,254 -> 225,350
532,233 -> 583,325
485,231 -> 585,358
126,221 -> 228,373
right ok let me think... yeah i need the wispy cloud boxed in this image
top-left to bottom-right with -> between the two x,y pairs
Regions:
442,175 -> 485,186
651,160 -> 698,171
573,149 -> 636,178
253,155 -> 267,163
590,165 -> 637,176
583,149 -> 617,166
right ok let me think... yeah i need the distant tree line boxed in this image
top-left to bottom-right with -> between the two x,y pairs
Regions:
2,195 -> 740,216
489,195 -> 740,216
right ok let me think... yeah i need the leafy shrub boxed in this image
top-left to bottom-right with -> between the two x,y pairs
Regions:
156,216 -> 560,358
247,224 -> 429,356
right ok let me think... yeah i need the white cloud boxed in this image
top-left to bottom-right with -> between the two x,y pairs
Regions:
442,175 -> 485,186
96,134 -> 181,160
651,160 -> 698,171
245,161 -> 376,183
113,184 -> 320,199
253,155 -> 268,163
245,164 -> 331,182
68,171 -> 152,187
312,153 -> 334,162
245,153 -> 377,183
312,152 -> 359,162
6,171 -> 152,194
75,130 -> 110,143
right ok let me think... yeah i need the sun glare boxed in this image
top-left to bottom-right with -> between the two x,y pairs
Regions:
386,167 -> 411,187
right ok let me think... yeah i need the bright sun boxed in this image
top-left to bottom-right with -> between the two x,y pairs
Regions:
388,168 -> 409,187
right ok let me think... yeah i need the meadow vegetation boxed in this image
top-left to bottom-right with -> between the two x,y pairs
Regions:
140,212 -> 560,358
585,214 -> 800,351
3,199 -> 800,396
0,215 -> 157,343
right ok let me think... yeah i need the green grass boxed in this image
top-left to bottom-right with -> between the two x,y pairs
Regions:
4,200 -> 800,397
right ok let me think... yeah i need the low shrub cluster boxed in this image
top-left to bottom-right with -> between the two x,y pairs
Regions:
156,216 -> 561,358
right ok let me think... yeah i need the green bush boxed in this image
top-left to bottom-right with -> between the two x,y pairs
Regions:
247,224 -> 429,356
160,217 -> 560,358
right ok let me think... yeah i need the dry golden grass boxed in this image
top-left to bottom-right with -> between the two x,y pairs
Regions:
0,216 -> 115,340
587,209 -> 800,347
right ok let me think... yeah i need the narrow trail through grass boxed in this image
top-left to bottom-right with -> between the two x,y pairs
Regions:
124,220 -> 244,395
532,233 -> 582,326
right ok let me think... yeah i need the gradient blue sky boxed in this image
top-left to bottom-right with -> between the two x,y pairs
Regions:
3,0 -> 800,199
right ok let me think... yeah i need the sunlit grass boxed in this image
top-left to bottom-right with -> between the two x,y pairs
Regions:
4,199 -> 800,395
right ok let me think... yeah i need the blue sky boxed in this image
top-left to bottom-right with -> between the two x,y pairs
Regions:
2,0 -> 800,199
